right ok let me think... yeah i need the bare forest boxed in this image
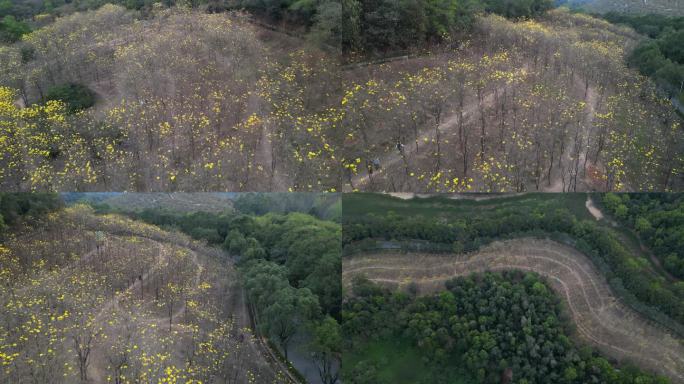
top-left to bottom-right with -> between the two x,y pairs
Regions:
340,10 -> 683,192
0,5 -> 682,192
0,204 -> 293,383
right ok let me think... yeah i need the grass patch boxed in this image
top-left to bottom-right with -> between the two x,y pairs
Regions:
44,83 -> 96,113
342,193 -> 592,221
342,338 -> 474,384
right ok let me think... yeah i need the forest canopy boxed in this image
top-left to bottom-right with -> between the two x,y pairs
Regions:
0,192 -> 62,230
600,193 -> 684,279
342,194 -> 684,338
603,13 -> 684,101
342,272 -> 670,384
342,0 -> 555,55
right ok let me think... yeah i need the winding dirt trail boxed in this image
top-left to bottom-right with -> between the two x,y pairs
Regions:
543,77 -> 598,192
343,238 -> 684,382
81,232 -> 289,383
246,86 -> 288,191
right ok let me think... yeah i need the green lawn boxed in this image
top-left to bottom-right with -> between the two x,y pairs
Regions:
342,193 -> 592,221
342,338 -> 475,384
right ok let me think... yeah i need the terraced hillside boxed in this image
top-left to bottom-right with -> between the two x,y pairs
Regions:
343,238 -> 684,382
0,204 -> 292,383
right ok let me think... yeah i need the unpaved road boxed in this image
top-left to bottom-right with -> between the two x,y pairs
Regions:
343,238 -> 684,382
585,195 -> 605,221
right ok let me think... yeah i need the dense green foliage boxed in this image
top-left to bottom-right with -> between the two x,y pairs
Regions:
602,13 -> 684,100
602,13 -> 684,38
0,193 -> 62,231
0,0 -> 339,49
111,206 -> 342,315
343,272 -> 669,384
483,0 -> 553,19
342,0 -> 481,54
600,193 -> 684,279
134,208 -> 233,243
342,194 -> 684,336
233,192 -> 342,221
231,212 -> 342,315
0,15 -> 31,42
229,211 -> 341,378
92,198 -> 342,381
342,0 -> 554,55
44,83 -> 96,113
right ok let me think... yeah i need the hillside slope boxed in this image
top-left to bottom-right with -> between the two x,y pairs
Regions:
100,193 -> 234,213
0,205 -> 290,383
343,239 -> 684,382
564,0 -> 684,15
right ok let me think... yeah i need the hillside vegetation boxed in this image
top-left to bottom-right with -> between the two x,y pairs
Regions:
343,193 -> 684,336
1,193 -> 342,384
91,194 -> 343,384
599,193 -> 684,279
0,0 -> 340,47
0,3 -> 682,192
96,193 -> 235,213
342,0 -> 555,55
562,0 -> 684,16
341,193 -> 684,383
0,202 -> 292,383
0,5 -> 341,191
340,9 -> 682,192
342,270 -> 674,384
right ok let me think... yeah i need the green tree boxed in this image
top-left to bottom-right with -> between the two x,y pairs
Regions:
262,286 -> 321,360
0,15 -> 30,42
310,316 -> 341,384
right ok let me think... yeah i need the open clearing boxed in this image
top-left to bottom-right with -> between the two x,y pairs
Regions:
343,238 -> 684,382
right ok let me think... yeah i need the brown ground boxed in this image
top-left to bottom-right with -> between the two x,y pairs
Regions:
343,238 -> 684,382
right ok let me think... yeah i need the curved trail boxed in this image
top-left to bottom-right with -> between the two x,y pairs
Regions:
346,91 -> 497,191
343,238 -> 684,382
82,232 -> 289,383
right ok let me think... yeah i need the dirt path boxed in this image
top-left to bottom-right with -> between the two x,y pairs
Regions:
585,195 -> 605,221
543,77 -> 598,192
346,91 -> 498,191
84,234 -> 290,383
92,241 -> 167,323
134,247 -> 204,330
87,241 -> 168,383
254,98 -> 287,190
343,238 -> 684,382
